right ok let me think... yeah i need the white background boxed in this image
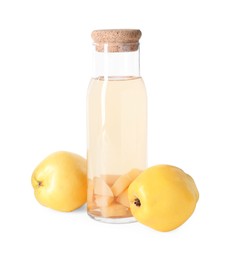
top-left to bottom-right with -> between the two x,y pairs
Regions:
0,0 -> 240,259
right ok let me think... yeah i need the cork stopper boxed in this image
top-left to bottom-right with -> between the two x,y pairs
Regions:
91,29 -> 142,52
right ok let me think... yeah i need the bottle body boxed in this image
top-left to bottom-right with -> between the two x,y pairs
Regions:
87,30 -> 147,223
87,76 -> 147,222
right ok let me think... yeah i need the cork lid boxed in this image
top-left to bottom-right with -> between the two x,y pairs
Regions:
91,29 -> 142,52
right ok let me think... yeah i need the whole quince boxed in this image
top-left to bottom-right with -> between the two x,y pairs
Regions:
31,151 -> 87,212
128,165 -> 199,232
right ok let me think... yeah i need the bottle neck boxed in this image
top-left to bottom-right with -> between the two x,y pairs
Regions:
92,44 -> 140,79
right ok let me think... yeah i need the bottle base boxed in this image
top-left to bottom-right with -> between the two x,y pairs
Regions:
87,212 -> 136,224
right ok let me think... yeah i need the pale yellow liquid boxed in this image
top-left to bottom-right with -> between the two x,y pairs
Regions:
87,77 -> 147,220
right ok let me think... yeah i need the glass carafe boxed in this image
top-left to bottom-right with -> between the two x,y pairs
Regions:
87,29 -> 147,223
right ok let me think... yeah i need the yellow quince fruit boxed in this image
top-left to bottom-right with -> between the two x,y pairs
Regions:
128,165 -> 199,232
31,151 -> 87,212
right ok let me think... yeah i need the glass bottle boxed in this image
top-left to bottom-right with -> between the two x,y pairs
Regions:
87,29 -> 147,223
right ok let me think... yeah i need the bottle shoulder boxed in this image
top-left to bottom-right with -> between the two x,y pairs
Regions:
88,76 -> 145,89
